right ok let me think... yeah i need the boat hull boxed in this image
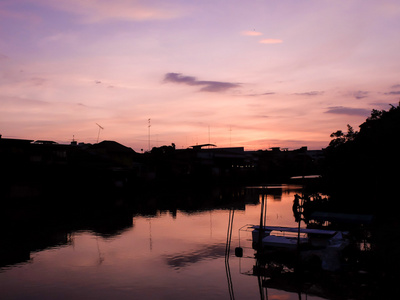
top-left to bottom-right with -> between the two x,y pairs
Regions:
262,235 -> 308,250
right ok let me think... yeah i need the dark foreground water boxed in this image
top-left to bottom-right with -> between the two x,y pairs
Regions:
0,184 -> 389,299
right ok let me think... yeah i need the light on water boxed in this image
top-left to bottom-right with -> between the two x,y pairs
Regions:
0,185 -> 333,299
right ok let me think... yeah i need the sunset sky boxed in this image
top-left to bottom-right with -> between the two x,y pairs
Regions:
1,0 -> 400,151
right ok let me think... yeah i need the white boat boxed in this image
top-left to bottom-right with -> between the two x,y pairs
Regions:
235,192 -> 351,271
241,225 -> 349,271
250,225 -> 348,251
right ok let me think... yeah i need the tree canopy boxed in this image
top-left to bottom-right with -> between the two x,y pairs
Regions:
323,103 -> 400,213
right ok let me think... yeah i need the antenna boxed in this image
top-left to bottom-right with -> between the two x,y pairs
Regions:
96,123 -> 104,143
148,118 -> 151,151
71,135 -> 77,146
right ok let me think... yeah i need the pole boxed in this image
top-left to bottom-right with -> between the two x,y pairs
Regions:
257,191 -> 265,252
148,118 -> 151,151
225,209 -> 235,299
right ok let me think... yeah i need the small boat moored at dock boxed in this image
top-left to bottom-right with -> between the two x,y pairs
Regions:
237,224 -> 349,271
235,190 -> 353,271
250,225 -> 348,251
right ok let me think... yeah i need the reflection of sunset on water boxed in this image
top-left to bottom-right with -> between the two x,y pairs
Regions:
2,185 -> 318,299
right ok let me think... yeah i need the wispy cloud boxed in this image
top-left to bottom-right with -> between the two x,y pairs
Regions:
1,96 -> 50,110
240,30 -> 263,36
259,39 -> 283,44
385,91 -> 400,95
30,0 -> 186,23
240,30 -> 283,44
247,92 -> 275,97
164,73 -> 240,93
351,90 -> 369,99
325,106 -> 370,116
295,91 -> 324,96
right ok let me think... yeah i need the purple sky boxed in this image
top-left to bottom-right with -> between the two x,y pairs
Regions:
1,0 -> 399,151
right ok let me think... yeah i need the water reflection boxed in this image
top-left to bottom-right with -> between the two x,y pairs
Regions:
0,205 -> 135,270
165,244 -> 227,269
0,184 -> 391,299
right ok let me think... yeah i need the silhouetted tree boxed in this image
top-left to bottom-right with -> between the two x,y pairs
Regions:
323,103 -> 400,213
328,125 -> 358,148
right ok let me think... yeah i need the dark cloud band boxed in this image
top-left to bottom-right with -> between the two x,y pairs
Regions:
385,91 -> 400,95
325,106 -> 370,116
164,72 -> 240,92
352,90 -> 369,99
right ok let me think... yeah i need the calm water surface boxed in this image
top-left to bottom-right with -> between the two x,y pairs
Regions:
1,185 -> 327,300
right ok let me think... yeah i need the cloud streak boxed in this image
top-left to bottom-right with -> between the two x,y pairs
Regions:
259,39 -> 283,44
240,30 -> 283,44
164,73 -> 240,92
295,91 -> 324,96
29,0 -> 185,23
246,92 -> 275,97
241,30 -> 263,36
385,91 -> 400,95
325,106 -> 370,116
352,90 -> 369,99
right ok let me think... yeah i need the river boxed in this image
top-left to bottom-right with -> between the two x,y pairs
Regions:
0,184 -> 378,299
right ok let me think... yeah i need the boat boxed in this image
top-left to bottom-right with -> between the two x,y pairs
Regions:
234,190 -> 351,271
250,225 -> 348,251
237,224 -> 349,271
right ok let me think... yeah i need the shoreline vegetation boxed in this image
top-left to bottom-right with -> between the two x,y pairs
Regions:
323,103 -> 400,214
